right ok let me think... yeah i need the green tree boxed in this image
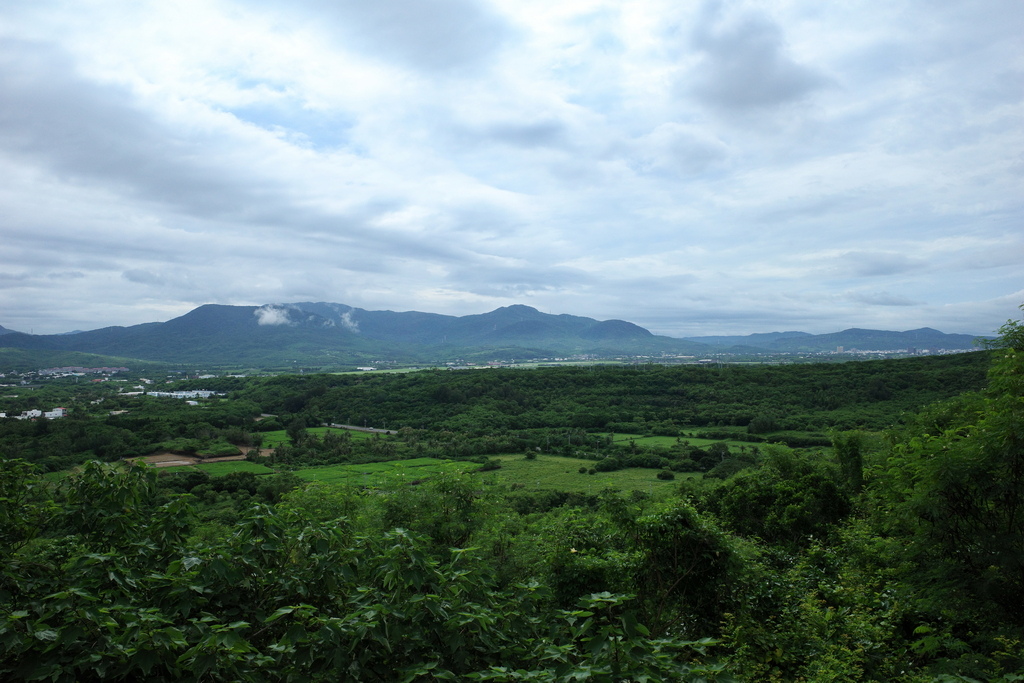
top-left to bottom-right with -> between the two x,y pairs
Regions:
704,447 -> 851,549
630,501 -> 744,635
0,463 -> 728,681
0,460 -> 56,553
877,309 -> 1024,619
284,416 -> 307,446
832,430 -> 866,493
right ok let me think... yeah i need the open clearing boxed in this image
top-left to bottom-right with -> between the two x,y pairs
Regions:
259,427 -> 376,448
481,454 -> 694,493
609,433 -> 757,450
133,447 -> 273,468
294,454 -> 698,493
140,449 -> 699,493
195,461 -> 277,476
293,457 -> 470,486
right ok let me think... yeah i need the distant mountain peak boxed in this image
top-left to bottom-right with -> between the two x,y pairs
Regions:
682,326 -> 980,352
487,304 -> 543,319
1,302 -> 982,366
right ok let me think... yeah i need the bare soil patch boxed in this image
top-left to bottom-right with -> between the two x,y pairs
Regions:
133,452 -> 199,468
132,447 -> 274,468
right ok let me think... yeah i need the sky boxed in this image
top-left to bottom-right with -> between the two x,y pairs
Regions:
1,0 -> 1022,338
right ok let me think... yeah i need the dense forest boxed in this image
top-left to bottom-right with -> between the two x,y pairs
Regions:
235,351 -> 987,432
0,351 -> 990,473
1,315 -> 1022,681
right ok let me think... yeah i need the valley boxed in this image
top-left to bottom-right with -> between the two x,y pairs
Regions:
1,313 -> 1021,681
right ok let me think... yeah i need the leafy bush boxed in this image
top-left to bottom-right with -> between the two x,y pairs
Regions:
0,463 -> 729,681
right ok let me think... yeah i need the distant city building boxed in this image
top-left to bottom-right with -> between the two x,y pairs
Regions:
146,390 -> 224,399
3,407 -> 67,420
38,366 -> 129,376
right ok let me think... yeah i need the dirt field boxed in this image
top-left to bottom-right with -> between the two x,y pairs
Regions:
132,447 -> 274,468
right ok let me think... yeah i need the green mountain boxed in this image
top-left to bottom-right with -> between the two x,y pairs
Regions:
683,327 -> 981,352
0,303 -> 707,367
0,303 -> 983,368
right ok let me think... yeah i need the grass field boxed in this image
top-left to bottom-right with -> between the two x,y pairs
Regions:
260,427 -> 377,448
260,427 -> 790,453
178,451 -> 699,495
259,431 -> 291,448
289,454 -> 692,493
608,433 -> 758,451
194,461 -> 277,476
293,457 -> 473,486
479,454 -> 695,493
607,432 -> 829,457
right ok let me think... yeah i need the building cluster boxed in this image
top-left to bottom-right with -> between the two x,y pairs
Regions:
38,366 -> 129,376
0,407 -> 68,420
145,390 -> 224,399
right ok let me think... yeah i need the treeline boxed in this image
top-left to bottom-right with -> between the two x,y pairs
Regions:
264,425 -> 758,477
1,460 -> 733,681
237,352 -> 990,434
0,351 -> 990,473
0,396 -> 264,471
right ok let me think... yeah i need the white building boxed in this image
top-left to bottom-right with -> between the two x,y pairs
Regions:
2,407 -> 68,420
146,390 -> 224,399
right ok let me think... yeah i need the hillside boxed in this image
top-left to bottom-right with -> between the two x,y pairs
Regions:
0,302 -> 982,368
684,326 -> 980,352
0,303 -> 709,367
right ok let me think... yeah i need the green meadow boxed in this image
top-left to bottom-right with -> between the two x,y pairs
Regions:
481,454 -> 695,493
608,433 -> 745,449
259,426 -> 376,448
175,452 -> 699,493
292,457 -> 472,486
194,460 -> 277,477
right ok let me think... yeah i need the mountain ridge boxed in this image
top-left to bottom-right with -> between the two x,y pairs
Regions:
0,303 -> 985,367
683,326 -> 980,352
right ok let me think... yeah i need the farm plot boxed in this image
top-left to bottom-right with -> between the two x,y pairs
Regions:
292,454 -> 699,493
294,457 -> 471,486
609,433 -> 760,451
259,426 -> 377,448
483,454 -> 695,494
194,461 -> 277,477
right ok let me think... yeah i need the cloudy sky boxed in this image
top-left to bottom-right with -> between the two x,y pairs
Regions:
1,0 -> 1021,337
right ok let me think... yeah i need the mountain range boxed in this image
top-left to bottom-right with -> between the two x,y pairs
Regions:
0,303 -> 984,368
678,327 -> 982,353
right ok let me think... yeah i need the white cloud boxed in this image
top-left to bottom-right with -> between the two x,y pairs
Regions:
687,2 -> 830,110
254,305 -> 293,326
0,0 -> 1021,337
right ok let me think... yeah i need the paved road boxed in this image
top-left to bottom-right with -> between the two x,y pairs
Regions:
329,423 -> 396,435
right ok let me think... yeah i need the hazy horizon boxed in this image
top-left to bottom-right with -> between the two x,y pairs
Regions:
0,300 -> 997,340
